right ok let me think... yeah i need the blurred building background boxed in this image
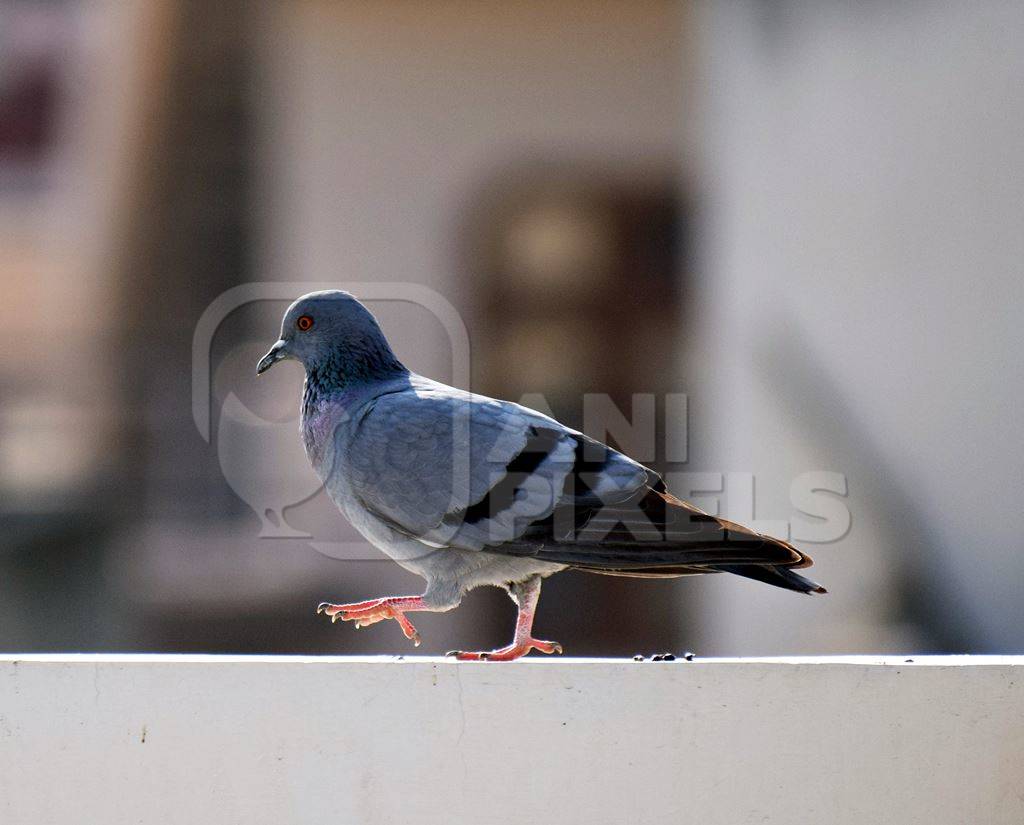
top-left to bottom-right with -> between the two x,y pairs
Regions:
0,0 -> 1021,656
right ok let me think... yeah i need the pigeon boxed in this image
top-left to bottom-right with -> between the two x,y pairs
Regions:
257,290 -> 825,660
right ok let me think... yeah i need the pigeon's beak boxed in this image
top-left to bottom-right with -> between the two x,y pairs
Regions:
256,340 -> 288,375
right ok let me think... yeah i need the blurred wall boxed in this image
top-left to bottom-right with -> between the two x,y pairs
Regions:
253,0 -> 682,340
690,0 -> 1024,653
0,1 -> 174,510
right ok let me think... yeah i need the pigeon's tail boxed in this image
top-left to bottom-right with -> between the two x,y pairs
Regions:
710,563 -> 827,594
518,486 -> 827,594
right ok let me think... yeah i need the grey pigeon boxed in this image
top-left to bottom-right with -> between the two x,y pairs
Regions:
257,291 -> 825,660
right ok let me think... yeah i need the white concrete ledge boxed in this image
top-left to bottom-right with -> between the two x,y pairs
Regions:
1,655 -> 1022,824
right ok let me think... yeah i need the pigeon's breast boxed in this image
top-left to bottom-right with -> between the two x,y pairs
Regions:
300,399 -> 350,474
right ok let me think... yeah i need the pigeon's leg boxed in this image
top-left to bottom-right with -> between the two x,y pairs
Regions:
447,575 -> 562,662
316,591 -> 457,647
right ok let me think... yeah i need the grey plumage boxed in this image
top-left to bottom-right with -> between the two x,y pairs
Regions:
257,290 -> 824,659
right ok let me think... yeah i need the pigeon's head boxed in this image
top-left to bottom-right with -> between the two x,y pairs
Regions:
256,290 -> 404,385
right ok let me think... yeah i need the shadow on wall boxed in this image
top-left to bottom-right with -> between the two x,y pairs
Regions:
757,322 -> 977,652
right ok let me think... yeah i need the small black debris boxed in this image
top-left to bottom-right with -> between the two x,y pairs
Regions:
651,653 -> 676,662
683,651 -> 695,661
632,654 -> 645,662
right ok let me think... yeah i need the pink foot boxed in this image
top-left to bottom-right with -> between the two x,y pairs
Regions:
317,597 -> 424,646
447,638 -> 563,662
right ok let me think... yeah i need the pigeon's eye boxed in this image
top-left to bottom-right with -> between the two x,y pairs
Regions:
296,315 -> 314,332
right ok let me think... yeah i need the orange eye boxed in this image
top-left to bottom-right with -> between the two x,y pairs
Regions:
296,315 -> 314,331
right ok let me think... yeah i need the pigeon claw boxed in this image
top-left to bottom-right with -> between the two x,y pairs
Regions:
446,638 -> 563,662
316,597 -> 423,647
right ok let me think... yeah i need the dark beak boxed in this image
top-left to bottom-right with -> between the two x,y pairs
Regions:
256,340 -> 288,375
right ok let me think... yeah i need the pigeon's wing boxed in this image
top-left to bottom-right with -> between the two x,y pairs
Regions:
346,382 -> 823,593
343,383 -> 646,547
437,417 -> 822,592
